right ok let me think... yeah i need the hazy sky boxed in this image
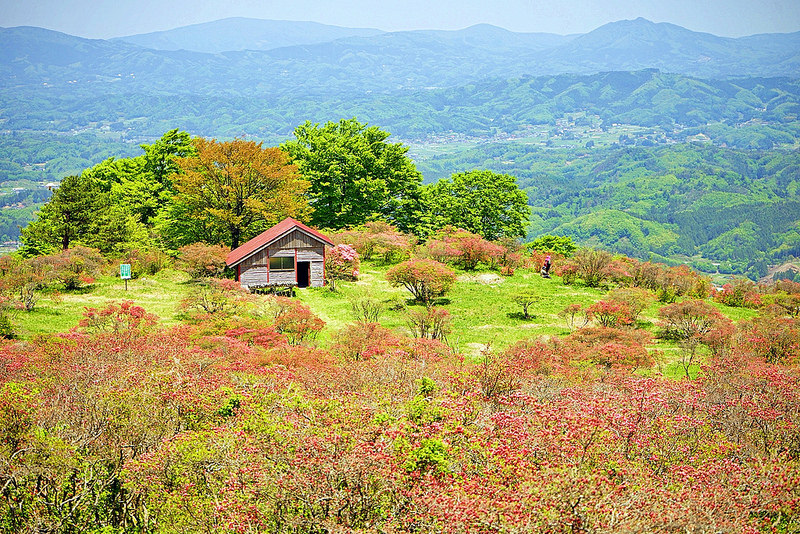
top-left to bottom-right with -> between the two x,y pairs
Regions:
2,0 -> 799,39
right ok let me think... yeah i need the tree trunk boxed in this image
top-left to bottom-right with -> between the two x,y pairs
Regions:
231,226 -> 240,250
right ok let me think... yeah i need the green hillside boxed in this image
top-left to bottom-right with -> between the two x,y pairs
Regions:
414,143 -> 800,278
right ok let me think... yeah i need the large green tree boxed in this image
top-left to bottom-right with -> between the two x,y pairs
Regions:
167,137 -> 310,249
282,119 -> 422,231
20,174 -> 137,254
422,170 -> 530,240
90,130 -> 196,226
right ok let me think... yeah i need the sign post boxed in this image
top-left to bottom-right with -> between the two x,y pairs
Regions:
120,264 -> 131,291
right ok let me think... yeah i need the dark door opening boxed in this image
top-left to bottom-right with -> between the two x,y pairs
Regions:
297,261 -> 310,288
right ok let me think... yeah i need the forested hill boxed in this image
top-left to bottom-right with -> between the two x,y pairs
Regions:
1,18 -> 798,276
2,66 -> 799,144
415,143 -> 800,279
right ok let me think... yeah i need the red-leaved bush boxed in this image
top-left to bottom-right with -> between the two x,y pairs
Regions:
420,226 -> 503,270
268,296 -> 325,345
324,243 -> 359,290
386,258 -> 456,305
330,221 -> 415,264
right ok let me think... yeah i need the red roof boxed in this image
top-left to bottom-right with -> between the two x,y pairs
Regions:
226,218 -> 334,267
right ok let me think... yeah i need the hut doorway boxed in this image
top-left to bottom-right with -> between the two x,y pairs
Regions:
297,261 -> 311,288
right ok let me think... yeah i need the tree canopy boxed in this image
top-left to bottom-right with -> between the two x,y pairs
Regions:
421,170 -> 530,240
20,174 -> 140,255
168,137 -> 310,249
282,119 -> 422,232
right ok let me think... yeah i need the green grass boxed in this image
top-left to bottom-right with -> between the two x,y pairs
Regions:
12,269 -> 192,337
8,260 -> 758,373
299,262 -> 606,356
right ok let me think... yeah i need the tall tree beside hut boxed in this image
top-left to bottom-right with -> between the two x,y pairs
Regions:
169,138 -> 311,249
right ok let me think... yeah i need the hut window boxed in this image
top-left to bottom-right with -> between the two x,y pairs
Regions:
269,257 -> 294,270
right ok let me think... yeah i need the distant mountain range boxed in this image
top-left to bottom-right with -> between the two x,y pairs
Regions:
112,18 -> 385,53
2,17 -> 799,93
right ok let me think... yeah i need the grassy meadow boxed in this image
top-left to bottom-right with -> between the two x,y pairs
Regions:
11,260 -> 758,380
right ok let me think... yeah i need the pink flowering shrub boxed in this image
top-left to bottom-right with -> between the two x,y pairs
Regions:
325,244 -> 360,290
330,222 -> 416,264
420,226 -> 502,270
77,300 -> 158,338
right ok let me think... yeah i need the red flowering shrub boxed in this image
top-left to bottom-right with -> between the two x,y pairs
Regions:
331,221 -> 415,263
269,296 -> 325,345
420,226 -> 503,270
554,261 -> 579,285
606,286 -> 655,323
386,259 -> 457,305
78,300 -> 158,337
714,278 -> 762,308
495,237 -> 526,275
565,326 -> 655,373
224,324 -> 288,350
740,314 -> 800,364
46,246 -> 105,290
586,299 -> 633,327
331,321 -> 400,361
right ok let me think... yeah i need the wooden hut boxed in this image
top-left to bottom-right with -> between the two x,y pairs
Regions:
226,218 -> 334,290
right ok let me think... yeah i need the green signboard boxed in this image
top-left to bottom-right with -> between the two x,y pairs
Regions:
120,264 -> 132,280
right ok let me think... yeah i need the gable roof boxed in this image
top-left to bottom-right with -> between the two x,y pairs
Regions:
226,217 -> 334,267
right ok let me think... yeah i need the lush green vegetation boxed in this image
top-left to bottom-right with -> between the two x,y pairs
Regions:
414,142 -> 800,278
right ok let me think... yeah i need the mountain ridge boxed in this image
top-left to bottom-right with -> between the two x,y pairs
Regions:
3,17 -> 797,83
111,17 -> 385,53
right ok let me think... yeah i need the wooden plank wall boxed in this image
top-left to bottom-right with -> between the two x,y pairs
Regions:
239,229 -> 326,288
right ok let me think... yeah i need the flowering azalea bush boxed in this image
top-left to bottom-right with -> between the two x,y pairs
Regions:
325,243 -> 359,290
268,296 -> 325,345
420,226 -> 503,270
330,221 -> 415,264
386,258 -> 457,305
78,300 -> 158,337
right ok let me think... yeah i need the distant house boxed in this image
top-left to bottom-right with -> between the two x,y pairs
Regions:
226,218 -> 334,290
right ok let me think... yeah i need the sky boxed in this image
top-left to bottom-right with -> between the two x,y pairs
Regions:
1,0 -> 799,39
